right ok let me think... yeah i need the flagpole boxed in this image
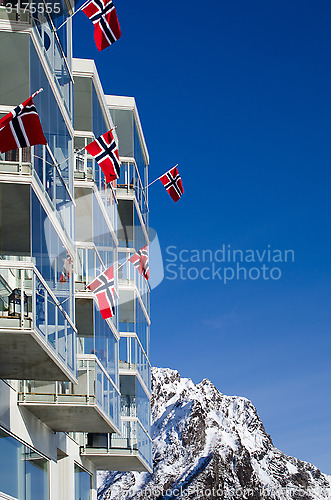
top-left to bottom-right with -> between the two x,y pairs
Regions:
145,164 -> 178,190
56,146 -> 86,167
145,176 -> 160,189
57,127 -> 117,167
31,88 -> 44,99
61,254 -> 135,304
33,155 -> 56,168
56,0 -> 91,32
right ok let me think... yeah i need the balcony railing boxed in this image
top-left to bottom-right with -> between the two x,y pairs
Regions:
121,395 -> 137,417
0,149 -> 74,246
119,356 -> 151,393
117,161 -> 149,227
80,419 -> 152,472
0,262 -> 76,381
18,355 -> 121,433
75,244 -> 106,291
118,252 -> 150,316
0,149 -> 32,174
31,11 -> 72,118
74,149 -> 117,231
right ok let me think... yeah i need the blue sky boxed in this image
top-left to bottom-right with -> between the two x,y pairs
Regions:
73,0 -> 331,473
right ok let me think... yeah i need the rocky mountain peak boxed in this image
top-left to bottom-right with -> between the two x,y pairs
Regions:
98,367 -> 331,500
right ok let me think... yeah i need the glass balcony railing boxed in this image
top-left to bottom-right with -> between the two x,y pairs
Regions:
74,149 -> 117,232
118,252 -> 150,315
119,354 -> 151,392
121,395 -> 136,417
31,13 -> 72,118
18,355 -> 121,433
75,245 -> 105,290
0,263 -> 76,381
81,419 -> 152,471
117,162 -> 149,227
0,149 -> 74,246
0,149 -> 32,173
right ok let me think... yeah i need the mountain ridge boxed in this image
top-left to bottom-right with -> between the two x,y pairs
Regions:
98,367 -> 331,500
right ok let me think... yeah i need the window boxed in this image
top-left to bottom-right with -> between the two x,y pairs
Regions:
74,464 -> 91,500
74,77 -> 92,132
0,428 -> 49,500
0,183 -> 30,256
0,32 -> 29,105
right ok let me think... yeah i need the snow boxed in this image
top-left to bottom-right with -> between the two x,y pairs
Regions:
98,367 -> 331,500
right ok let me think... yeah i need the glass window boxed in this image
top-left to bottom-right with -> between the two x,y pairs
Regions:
109,109 -> 133,157
0,32 -> 29,105
0,183 -> 30,256
0,428 -> 25,498
118,199 -> 133,247
75,298 -> 93,338
0,428 -> 49,500
92,83 -> 107,137
75,187 -> 93,243
31,191 -> 74,320
137,378 -> 150,432
94,304 -> 118,385
74,464 -> 91,500
133,122 -> 147,187
31,14 -> 72,117
74,77 -> 92,132
30,40 -> 74,203
119,337 -> 128,363
25,449 -> 48,500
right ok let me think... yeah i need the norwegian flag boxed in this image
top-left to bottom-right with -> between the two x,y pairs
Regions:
59,254 -> 73,284
85,130 -> 120,183
87,265 -> 116,319
82,0 -> 121,52
129,245 -> 149,281
159,166 -> 184,203
0,90 -> 47,153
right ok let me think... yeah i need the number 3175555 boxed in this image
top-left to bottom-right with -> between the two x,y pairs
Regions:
6,2 -> 61,14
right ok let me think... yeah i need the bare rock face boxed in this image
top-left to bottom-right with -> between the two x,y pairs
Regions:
98,368 -> 331,500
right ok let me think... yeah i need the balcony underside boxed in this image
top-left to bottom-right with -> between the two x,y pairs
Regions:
17,400 -> 119,434
80,448 -> 152,473
0,328 -> 75,382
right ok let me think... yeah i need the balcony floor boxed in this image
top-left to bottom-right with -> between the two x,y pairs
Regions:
0,328 -> 75,382
17,399 -> 119,434
80,448 -> 152,472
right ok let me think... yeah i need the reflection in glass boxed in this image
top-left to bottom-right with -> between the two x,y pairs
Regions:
0,428 -> 49,500
74,464 -> 91,500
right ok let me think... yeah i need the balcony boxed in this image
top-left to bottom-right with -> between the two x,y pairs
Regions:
0,262 -> 76,381
119,355 -> 151,394
0,149 -> 32,175
74,152 -> 117,235
75,244 -> 108,292
118,253 -> 150,316
80,419 -> 152,472
116,161 -> 149,227
18,355 -> 121,433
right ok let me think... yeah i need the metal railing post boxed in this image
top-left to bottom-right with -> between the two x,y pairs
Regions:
20,269 -> 24,329
86,360 -> 90,403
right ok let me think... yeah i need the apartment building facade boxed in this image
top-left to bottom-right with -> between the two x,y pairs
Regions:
0,2 -> 152,499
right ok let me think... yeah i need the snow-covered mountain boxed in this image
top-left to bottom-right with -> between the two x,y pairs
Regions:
98,367 -> 331,500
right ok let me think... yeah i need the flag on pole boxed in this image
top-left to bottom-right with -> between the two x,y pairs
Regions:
159,166 -> 184,203
82,0 -> 121,51
129,245 -> 149,281
59,254 -> 73,284
87,265 -> 116,319
0,90 -> 47,153
85,130 -> 120,183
